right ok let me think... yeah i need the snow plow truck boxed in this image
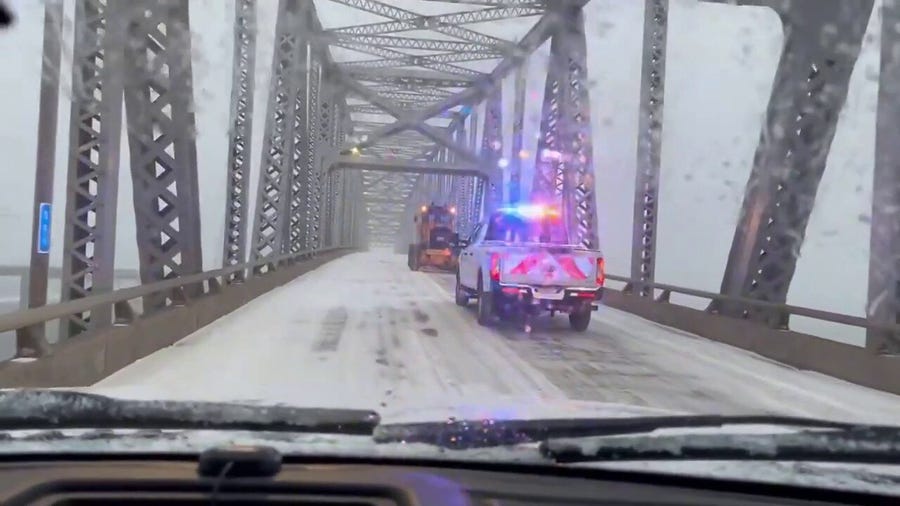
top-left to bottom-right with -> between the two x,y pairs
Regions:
407,203 -> 459,271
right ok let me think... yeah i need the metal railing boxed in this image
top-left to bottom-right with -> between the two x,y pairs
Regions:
1,246 -> 349,360
607,274 -> 900,353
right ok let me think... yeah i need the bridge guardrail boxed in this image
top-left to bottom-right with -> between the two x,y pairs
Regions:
604,274 -> 900,395
0,246 -> 353,387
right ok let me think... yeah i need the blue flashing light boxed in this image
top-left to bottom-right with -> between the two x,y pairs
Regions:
497,203 -> 557,219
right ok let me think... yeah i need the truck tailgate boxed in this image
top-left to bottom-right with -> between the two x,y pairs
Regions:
498,244 -> 599,288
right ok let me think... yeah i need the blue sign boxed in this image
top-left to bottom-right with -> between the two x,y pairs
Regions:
37,202 -> 51,254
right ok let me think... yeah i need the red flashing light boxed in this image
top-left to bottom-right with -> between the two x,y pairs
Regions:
596,257 -> 606,286
490,253 -> 501,282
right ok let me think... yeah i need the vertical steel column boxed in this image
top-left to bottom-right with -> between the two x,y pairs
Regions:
251,0 -> 306,261
631,0 -> 668,296
553,5 -> 597,249
714,1 -> 872,324
868,0 -> 900,355
222,0 -> 257,270
531,35 -> 563,207
60,0 -> 127,337
305,61 -> 323,250
289,43 -> 312,253
509,59 -> 528,205
480,88 -> 504,217
317,82 -> 335,247
336,101 -> 350,246
330,97 -> 345,246
121,0 -> 204,310
19,0 -> 63,356
467,109 -> 481,229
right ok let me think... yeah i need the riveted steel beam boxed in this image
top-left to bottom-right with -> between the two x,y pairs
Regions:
711,0 -> 873,325
121,0 -> 204,311
869,0 -> 900,355
631,0 -> 668,297
59,0 -> 128,338
251,0 -> 308,260
222,0 -> 257,270
343,11 -> 559,153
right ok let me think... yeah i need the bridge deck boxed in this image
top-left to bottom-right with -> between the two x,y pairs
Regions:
88,251 -> 900,424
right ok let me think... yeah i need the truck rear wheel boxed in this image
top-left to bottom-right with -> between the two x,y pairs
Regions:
476,275 -> 493,326
569,307 -> 591,332
408,245 -> 419,271
454,272 -> 469,307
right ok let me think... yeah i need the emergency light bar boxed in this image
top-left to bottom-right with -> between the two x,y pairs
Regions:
497,204 -> 560,219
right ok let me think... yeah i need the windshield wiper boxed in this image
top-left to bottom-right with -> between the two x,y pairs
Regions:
373,415 -> 881,450
541,427 -> 900,465
0,390 -> 380,435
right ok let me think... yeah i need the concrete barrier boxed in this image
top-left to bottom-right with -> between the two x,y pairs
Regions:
0,250 -> 349,388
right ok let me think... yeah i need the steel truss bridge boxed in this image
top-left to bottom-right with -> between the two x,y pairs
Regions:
0,0 -> 897,395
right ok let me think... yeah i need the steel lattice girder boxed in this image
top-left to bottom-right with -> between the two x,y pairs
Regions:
121,0 -> 204,310
251,0 -> 308,260
332,73 -> 479,164
347,68 -> 476,88
333,157 -> 484,178
561,6 -> 599,250
869,2 -> 900,354
630,0 -> 667,297
712,0 -> 872,325
479,85 -> 503,218
340,50 -> 503,70
508,55 -> 527,205
528,5 -> 597,248
321,32 -> 500,53
312,0 -> 567,246
327,0 -> 533,48
222,0 -> 257,269
328,37 -> 483,77
342,10 -> 559,154
60,0 -> 128,337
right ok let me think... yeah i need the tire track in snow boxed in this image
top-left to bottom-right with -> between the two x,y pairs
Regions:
313,307 -> 348,352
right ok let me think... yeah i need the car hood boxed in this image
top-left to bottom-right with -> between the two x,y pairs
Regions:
71,385 -> 684,423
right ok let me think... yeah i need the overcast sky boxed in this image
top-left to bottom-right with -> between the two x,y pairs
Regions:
0,0 -> 883,345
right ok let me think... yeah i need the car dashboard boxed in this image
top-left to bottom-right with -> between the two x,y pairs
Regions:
0,455 -> 889,505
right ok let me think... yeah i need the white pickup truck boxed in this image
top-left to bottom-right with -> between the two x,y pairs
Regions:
453,205 -> 605,332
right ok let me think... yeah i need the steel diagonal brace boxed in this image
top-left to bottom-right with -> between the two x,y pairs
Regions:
342,11 -> 560,153
329,72 -> 479,164
327,0 -> 517,48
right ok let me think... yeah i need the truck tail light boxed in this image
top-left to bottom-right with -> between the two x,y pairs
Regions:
596,257 -> 605,286
490,253 -> 501,282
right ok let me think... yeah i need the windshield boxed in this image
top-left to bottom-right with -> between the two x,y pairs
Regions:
1,0 -> 899,496
426,208 -> 453,227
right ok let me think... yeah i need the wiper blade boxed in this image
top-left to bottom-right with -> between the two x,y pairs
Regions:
0,390 -> 380,435
373,415 -> 874,450
541,427 -> 900,465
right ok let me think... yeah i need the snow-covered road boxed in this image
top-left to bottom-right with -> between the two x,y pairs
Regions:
88,251 -> 900,424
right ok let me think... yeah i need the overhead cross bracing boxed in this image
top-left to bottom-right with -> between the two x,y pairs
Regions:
308,0 -> 556,246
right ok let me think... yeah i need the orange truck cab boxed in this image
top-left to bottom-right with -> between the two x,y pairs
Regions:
407,203 -> 459,271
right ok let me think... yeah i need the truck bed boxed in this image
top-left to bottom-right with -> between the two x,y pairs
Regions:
491,242 -> 601,289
